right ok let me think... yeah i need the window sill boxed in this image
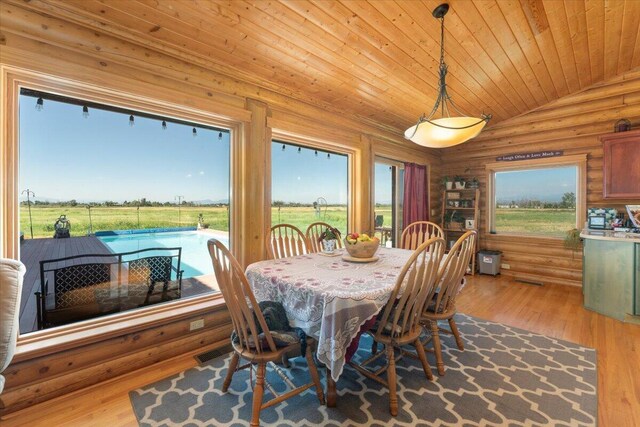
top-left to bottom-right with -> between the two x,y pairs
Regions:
484,233 -> 566,245
14,293 -> 225,363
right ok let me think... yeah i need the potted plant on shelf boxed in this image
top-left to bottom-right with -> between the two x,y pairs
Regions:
442,176 -> 453,190
444,210 -> 465,230
454,175 -> 466,190
318,226 -> 341,253
468,177 -> 479,189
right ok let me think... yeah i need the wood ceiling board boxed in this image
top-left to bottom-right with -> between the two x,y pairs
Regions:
495,0 -> 558,101
585,0 -> 606,84
341,0 -> 510,122
8,0 -> 640,136
376,0 -> 514,120
420,0 -> 531,114
443,0 -> 539,110
474,0 -> 551,105
297,0 -> 491,123
543,0 -> 582,93
222,1 -> 438,120
603,0 -> 625,80
617,1 -> 640,74
564,0 -> 593,89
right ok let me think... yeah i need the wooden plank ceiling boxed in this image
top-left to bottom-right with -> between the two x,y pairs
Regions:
12,0 -> 640,134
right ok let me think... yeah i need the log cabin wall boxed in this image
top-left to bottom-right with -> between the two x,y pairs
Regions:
0,2 -> 440,413
440,68 -> 640,287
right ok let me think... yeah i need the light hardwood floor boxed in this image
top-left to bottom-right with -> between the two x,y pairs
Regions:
2,275 -> 639,426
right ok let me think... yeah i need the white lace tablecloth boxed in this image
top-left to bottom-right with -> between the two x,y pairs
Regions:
245,247 -> 415,381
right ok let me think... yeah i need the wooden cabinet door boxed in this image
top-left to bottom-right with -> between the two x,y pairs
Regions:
601,129 -> 640,199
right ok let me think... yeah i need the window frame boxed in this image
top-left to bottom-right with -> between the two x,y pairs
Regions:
485,154 -> 587,238
270,130 -> 357,235
1,66 -> 246,353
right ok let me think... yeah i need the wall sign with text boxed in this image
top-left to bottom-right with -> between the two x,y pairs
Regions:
496,150 -> 564,162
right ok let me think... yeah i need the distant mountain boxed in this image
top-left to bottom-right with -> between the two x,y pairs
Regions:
192,198 -> 229,205
18,195 -> 60,203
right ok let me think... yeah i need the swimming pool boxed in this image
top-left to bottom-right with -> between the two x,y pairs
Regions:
98,231 -> 228,278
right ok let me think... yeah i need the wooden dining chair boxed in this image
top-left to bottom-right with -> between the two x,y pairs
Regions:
421,230 -> 477,376
400,221 -> 444,250
266,224 -> 310,259
207,239 -> 324,427
349,237 -> 445,416
305,222 -> 343,253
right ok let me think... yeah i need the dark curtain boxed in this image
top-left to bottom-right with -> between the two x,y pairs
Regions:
402,163 -> 428,227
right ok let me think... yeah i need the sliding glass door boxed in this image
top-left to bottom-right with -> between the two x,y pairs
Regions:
374,158 -> 404,247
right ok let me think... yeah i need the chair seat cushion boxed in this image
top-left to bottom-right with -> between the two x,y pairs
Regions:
231,301 -> 307,354
232,329 -> 303,352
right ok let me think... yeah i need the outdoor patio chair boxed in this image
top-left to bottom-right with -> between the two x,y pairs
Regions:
36,248 -> 182,330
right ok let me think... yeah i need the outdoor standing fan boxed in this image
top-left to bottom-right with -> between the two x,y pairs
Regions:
53,215 -> 71,238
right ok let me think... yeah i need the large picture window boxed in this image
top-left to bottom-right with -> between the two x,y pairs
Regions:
486,155 -> 586,237
271,140 -> 349,236
17,88 -> 231,334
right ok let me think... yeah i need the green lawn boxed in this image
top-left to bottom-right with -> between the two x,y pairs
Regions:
19,205 -> 575,239
20,206 -> 230,238
495,208 -> 575,237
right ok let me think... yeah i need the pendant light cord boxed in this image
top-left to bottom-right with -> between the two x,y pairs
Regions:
406,6 -> 492,138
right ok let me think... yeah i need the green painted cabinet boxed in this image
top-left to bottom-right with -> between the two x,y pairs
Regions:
582,239 -> 636,321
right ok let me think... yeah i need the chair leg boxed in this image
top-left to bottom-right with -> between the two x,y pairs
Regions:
250,362 -> 266,427
448,318 -> 464,351
430,320 -> 445,376
222,352 -> 239,392
305,343 -> 325,405
413,338 -> 433,381
281,353 -> 290,368
386,345 -> 398,416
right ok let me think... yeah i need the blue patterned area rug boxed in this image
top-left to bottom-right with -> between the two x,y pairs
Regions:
129,314 -> 597,426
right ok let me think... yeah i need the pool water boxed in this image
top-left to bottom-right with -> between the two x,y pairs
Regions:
98,231 -> 228,278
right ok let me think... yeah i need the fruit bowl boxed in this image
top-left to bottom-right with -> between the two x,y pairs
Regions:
343,234 -> 380,258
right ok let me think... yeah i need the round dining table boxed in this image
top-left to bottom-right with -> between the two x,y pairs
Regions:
245,246 -> 417,407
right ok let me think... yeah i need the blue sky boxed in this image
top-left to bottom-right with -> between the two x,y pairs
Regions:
19,93 -> 361,205
19,94 -> 230,203
495,167 -> 577,202
271,142 -> 349,204
374,163 -> 393,205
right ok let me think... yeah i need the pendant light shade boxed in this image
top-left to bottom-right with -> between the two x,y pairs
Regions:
405,3 -> 491,148
404,117 -> 488,148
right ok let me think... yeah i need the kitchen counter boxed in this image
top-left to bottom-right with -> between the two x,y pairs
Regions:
580,228 -> 640,242
581,230 -> 639,322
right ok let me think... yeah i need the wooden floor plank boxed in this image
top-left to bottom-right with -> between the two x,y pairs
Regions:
1,275 -> 638,426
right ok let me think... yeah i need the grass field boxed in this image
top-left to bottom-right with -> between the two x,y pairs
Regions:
19,206 -> 574,239
495,208 -> 575,236
19,205 -> 355,239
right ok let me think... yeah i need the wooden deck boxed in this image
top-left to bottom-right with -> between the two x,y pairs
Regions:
18,237 -> 219,334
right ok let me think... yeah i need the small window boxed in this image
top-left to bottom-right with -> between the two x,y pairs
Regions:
487,156 -> 586,238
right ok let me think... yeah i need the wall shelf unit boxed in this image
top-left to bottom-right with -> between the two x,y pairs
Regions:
441,188 -> 480,275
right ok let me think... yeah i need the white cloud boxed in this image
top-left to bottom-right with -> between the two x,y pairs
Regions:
186,174 -> 192,178
199,171 -> 205,175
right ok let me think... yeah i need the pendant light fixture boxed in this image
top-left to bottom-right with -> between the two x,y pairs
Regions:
404,3 -> 491,148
